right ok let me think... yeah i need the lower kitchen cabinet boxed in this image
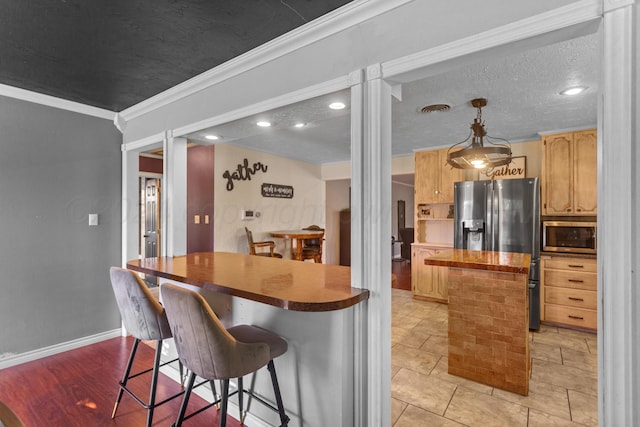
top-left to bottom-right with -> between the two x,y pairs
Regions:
412,245 -> 449,303
541,255 -> 597,331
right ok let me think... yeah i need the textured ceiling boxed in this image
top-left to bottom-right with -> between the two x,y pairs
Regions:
188,32 -> 599,164
0,0 -> 352,112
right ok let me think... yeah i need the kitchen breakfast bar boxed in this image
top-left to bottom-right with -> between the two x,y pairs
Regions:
425,250 -> 531,396
127,252 -> 369,426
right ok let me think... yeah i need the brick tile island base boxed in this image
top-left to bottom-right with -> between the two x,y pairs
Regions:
425,250 -> 531,396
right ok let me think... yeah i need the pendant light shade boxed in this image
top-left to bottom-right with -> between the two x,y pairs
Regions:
446,98 -> 512,170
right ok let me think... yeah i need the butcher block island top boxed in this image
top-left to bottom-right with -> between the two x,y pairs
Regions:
424,249 -> 531,274
127,252 -> 369,312
425,249 -> 532,396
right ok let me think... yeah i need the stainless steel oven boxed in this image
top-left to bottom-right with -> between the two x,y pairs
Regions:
542,221 -> 597,254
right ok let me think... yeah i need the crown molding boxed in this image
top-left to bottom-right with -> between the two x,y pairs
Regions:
603,0 -> 636,12
171,74 -> 351,138
382,0 -> 602,81
0,83 -> 115,121
117,0 -> 412,124
122,131 -> 166,152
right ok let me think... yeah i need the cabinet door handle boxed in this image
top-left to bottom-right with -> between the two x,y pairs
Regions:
568,315 -> 584,320
568,297 -> 584,301
568,264 -> 584,268
568,279 -> 584,283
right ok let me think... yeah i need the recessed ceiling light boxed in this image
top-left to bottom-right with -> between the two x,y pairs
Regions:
294,123 -> 306,128
560,86 -> 588,96
204,134 -> 220,140
329,102 -> 346,110
256,121 -> 271,127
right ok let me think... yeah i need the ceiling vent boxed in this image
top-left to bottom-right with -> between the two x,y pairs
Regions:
420,103 -> 451,113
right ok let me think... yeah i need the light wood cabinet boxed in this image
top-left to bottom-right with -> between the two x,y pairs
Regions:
412,246 -> 448,303
541,255 -> 597,331
412,148 -> 461,303
542,129 -> 597,215
415,149 -> 463,205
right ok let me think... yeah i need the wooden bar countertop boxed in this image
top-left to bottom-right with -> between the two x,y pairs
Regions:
127,252 -> 369,312
424,249 -> 531,275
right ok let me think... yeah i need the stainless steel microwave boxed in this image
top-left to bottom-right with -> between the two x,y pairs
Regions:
542,221 -> 597,254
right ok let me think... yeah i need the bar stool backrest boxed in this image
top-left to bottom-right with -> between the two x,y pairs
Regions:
161,283 -> 271,380
109,267 -> 172,341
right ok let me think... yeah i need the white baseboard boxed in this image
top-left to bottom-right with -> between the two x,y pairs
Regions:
0,329 -> 122,370
160,364 -> 274,427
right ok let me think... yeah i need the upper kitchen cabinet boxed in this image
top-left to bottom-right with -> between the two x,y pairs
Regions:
415,148 -> 464,204
542,129 -> 597,216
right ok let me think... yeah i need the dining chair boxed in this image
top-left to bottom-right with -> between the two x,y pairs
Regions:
300,225 -> 324,263
161,282 -> 290,427
109,267 -> 190,427
245,227 -> 283,258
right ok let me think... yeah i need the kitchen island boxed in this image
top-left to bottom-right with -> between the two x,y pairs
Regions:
127,252 -> 369,426
425,249 -> 531,395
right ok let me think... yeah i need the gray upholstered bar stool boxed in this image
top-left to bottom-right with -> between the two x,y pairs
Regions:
109,267 -> 189,427
0,400 -> 25,427
161,282 -> 290,427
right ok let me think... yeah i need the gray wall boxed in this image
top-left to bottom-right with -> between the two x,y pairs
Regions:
0,95 -> 122,357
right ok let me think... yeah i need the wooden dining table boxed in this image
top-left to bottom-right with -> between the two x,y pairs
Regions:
269,229 -> 324,261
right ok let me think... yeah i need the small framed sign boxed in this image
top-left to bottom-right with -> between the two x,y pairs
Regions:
261,183 -> 294,199
480,156 -> 526,180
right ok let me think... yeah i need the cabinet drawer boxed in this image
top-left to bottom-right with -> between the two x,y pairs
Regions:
545,287 -> 596,310
545,258 -> 596,273
544,269 -> 596,291
545,305 -> 597,330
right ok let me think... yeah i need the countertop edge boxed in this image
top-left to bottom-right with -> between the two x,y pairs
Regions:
126,258 -> 370,312
424,250 -> 531,274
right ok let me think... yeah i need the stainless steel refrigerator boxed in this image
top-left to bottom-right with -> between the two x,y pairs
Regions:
453,178 -> 540,329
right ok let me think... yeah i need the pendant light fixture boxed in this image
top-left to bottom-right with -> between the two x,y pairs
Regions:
446,98 -> 512,170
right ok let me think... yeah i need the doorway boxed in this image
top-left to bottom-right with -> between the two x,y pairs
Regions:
140,177 -> 161,259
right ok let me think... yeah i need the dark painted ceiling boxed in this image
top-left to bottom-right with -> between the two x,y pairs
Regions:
0,0 -> 352,112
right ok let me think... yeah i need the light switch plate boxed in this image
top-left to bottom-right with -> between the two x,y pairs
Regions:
88,213 -> 98,226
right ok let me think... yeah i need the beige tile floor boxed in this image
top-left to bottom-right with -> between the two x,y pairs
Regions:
391,288 -> 598,426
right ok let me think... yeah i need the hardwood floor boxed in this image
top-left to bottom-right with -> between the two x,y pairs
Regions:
0,336 -> 242,426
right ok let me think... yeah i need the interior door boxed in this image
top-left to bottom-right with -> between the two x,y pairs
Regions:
143,178 -> 161,258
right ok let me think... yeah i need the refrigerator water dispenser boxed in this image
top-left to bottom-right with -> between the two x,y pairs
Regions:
462,219 -> 485,251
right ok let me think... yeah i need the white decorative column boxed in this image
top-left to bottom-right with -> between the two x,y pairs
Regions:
599,0 -> 638,425
163,133 -> 188,257
349,68 -> 367,426
357,63 -> 392,426
121,145 -> 140,266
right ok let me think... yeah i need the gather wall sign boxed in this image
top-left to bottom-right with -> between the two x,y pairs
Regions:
480,156 -> 526,180
222,158 -> 268,191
